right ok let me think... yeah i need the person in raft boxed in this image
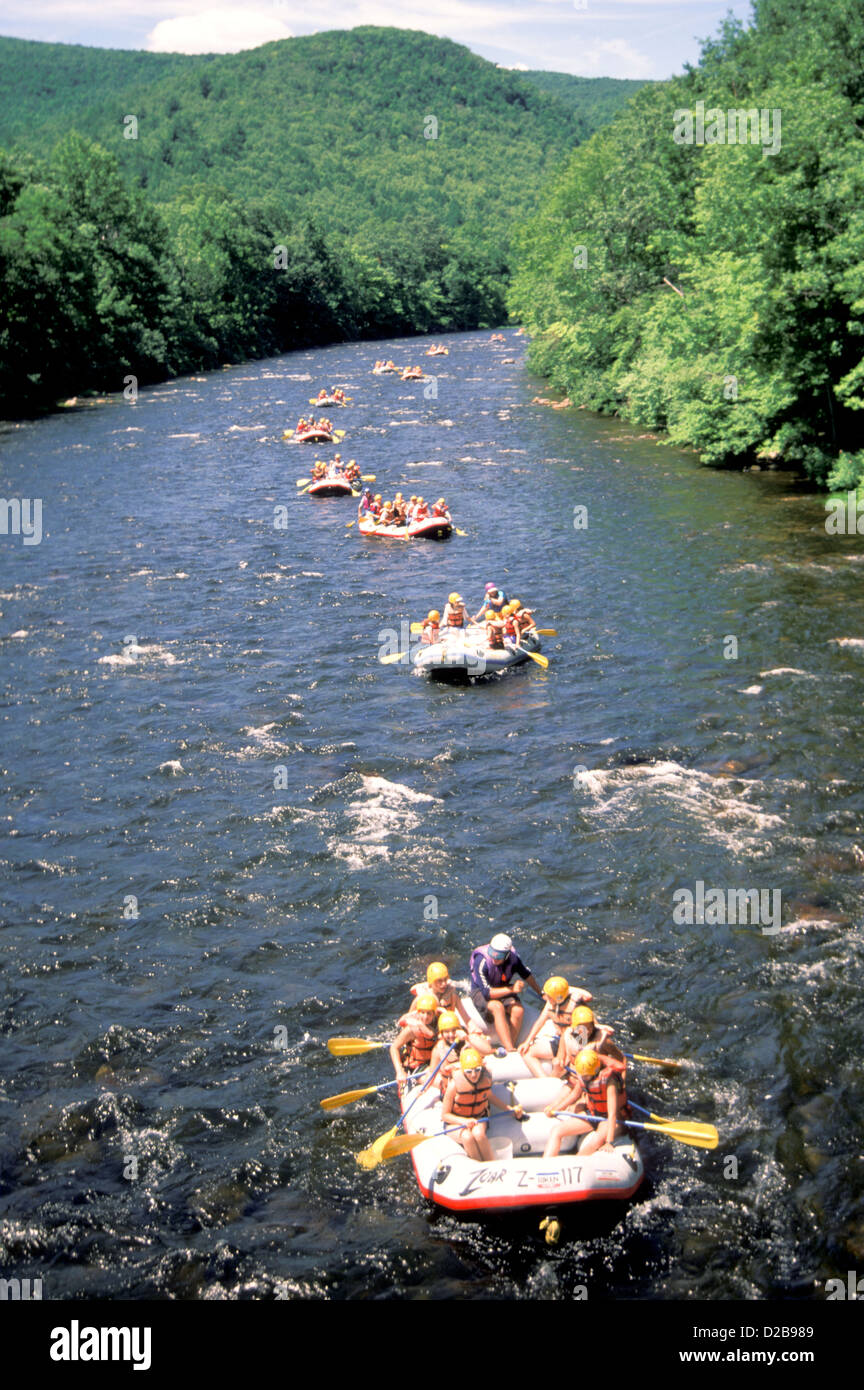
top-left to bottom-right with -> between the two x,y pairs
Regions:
407,961 -> 469,1023
441,1047 -> 523,1162
422,1011 -> 497,1099
358,488 -> 374,518
442,592 -> 469,627
472,582 -> 508,621
421,610 -> 440,643
549,1005 -> 624,1092
484,608 -> 507,650
543,1047 -> 629,1157
389,993 -> 440,1085
517,976 -> 594,1079
469,932 -> 544,1051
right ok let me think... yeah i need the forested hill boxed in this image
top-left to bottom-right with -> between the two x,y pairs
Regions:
517,71 -> 647,134
0,29 -> 625,240
0,28 -> 648,414
509,0 -> 864,487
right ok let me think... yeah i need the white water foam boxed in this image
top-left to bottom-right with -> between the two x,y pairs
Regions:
575,760 -> 784,856
98,643 -> 179,668
329,775 -> 442,870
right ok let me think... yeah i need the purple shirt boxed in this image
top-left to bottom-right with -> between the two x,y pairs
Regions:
469,944 -> 531,1000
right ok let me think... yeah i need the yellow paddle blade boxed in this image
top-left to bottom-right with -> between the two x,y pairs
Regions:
327,1037 -> 386,1056
361,474 -> 376,481
453,527 -> 467,536
647,1113 -> 719,1144
320,1085 -> 380,1111
356,1125 -> 398,1170
380,651 -> 409,665
631,1052 -> 685,1069
296,478 -> 310,487
640,1120 -> 718,1150
345,520 -> 356,528
521,647 -> 549,669
410,622 -> 423,634
536,628 -> 557,636
379,1132 -> 431,1161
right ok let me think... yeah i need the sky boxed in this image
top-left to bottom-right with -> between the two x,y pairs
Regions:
1,0 -> 755,80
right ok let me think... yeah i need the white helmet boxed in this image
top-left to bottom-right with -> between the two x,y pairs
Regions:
490,933 -> 512,953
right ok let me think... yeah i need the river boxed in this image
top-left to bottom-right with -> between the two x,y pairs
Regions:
1,328 -> 862,1300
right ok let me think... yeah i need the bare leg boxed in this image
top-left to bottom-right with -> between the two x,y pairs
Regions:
544,1116 -> 591,1159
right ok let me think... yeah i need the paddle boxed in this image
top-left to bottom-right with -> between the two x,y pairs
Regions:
380,649 -> 409,665
361,475 -> 376,482
345,520 -> 356,528
628,1101 -> 718,1145
554,1110 -> 717,1151
504,638 -> 549,669
536,629 -> 557,636
320,1076 -> 402,1112
356,1042 -> 457,1169
622,1050 -> 685,1070
453,527 -> 467,537
328,1037 -> 386,1057
296,477 -> 310,487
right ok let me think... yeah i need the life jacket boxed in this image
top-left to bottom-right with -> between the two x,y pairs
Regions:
421,621 -> 439,644
436,1036 -> 466,1092
398,1019 -> 437,1071
449,1067 -> 492,1118
446,605 -> 466,627
576,1057 -> 628,1118
408,981 -> 457,1010
487,620 -> 505,650
549,990 -> 582,1034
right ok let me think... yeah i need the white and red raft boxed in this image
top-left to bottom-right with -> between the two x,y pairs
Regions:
398,1064 -> 644,1216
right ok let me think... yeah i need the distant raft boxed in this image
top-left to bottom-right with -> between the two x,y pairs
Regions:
287,427 -> 337,444
359,515 -> 452,541
307,476 -> 355,498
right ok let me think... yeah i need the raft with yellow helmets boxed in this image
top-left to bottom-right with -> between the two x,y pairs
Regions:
397,1045 -> 644,1216
358,515 -> 452,540
413,599 -> 541,680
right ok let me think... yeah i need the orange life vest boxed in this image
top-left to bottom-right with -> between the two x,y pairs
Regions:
577,1057 -> 627,1118
449,1067 -> 493,1118
446,606 -> 465,627
399,1020 -> 437,1071
436,1036 -> 466,1092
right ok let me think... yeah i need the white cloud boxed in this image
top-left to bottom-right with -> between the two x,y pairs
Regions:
147,7 -> 293,54
568,38 -> 656,78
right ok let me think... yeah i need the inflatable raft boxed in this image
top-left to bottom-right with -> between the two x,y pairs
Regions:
307,477 -> 355,498
359,516 -> 452,541
413,626 -> 541,679
399,1070 -> 644,1216
289,428 -> 336,444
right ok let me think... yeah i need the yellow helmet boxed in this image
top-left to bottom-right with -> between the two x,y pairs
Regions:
460,1047 -> 484,1071
449,592 -> 462,604
544,976 -> 569,1002
426,962 -> 449,984
571,1006 -> 595,1028
510,599 -> 522,612
427,610 -> 440,622
574,1048 -> 603,1078
438,1010 -> 459,1032
415,994 -> 437,1014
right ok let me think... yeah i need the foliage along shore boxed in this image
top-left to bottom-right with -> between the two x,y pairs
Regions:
508,0 -> 864,490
